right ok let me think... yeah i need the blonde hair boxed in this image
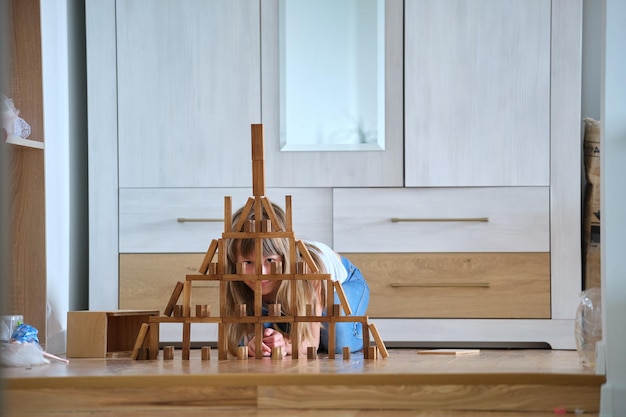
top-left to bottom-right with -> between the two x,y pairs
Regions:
224,201 -> 327,355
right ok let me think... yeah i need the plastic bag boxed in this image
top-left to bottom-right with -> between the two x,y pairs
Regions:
0,324 -> 49,367
574,288 -> 602,368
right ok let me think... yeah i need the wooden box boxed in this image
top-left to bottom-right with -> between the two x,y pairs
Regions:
67,310 -> 159,358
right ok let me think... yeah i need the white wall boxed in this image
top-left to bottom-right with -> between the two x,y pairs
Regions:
41,0 -> 88,355
599,1 -> 626,415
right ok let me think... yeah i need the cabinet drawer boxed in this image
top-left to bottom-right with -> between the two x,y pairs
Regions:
120,188 -> 332,253
119,254 -> 219,313
334,187 -> 549,252
346,252 -> 550,319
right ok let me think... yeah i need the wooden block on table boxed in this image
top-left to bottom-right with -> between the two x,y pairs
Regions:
368,345 -> 378,360
163,345 -> 175,360
416,349 -> 480,356
271,346 -> 283,360
67,310 -> 159,358
307,346 -> 317,360
343,346 -> 351,360
237,346 -> 248,360
368,322 -> 389,359
201,346 -> 211,360
131,322 -> 150,360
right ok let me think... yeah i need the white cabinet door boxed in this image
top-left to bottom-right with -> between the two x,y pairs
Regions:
116,0 -> 261,188
405,0 -> 551,187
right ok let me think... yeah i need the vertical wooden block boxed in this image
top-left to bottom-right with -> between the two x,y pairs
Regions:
137,347 -> 150,361
251,124 -> 265,160
244,219 -> 256,232
237,346 -> 248,360
261,219 -> 272,232
296,261 -> 305,274
307,346 -> 317,360
182,322 -> 191,360
368,345 -> 378,360
332,304 -> 341,316
237,304 -> 247,317
173,305 -> 183,317
163,345 -> 174,360
208,262 -> 218,275
252,160 -> 265,197
236,262 -> 246,275
268,303 -> 282,316
343,346 -> 351,360
271,346 -> 283,360
270,261 -> 282,274
182,281 -> 191,317
201,346 -> 211,360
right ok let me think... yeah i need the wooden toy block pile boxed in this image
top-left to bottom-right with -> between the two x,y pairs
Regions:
132,124 -> 388,361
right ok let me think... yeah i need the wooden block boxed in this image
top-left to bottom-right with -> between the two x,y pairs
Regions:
236,262 -> 246,275
416,349 -> 480,356
237,304 -> 247,317
163,345 -> 174,360
306,304 -> 314,316
368,345 -> 378,360
271,346 -> 283,360
208,262 -> 218,275
307,346 -> 317,360
234,197 -> 254,232
368,322 -> 389,359
268,303 -> 282,316
332,304 -> 341,316
131,323 -> 150,360
196,304 -> 209,318
261,197 -> 283,232
285,195 -> 293,232
237,346 -> 248,360
182,322 -> 191,360
251,124 -> 264,160
137,346 -> 150,361
261,219 -> 272,232
201,346 -> 211,360
333,281 -> 353,316
199,239 -> 219,274
164,282 -> 184,317
296,240 -> 319,273
173,305 -> 183,317
343,346 -> 351,360
182,281 -> 191,317
253,160 -> 265,197
270,261 -> 282,274
296,261 -> 305,274
67,310 -> 159,358
224,196 -> 232,233
244,219 -> 256,232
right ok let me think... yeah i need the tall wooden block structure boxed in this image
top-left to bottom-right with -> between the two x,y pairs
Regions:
145,124 -> 386,360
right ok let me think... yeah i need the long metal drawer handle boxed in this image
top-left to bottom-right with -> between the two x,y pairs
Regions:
177,218 -> 223,223
390,217 -> 489,223
390,282 -> 490,288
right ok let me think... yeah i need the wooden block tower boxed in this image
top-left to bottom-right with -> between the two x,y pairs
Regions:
140,124 -> 387,360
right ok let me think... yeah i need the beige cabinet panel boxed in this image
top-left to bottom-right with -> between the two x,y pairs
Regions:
405,0 -> 551,187
116,0 -> 261,188
119,254 -> 218,313
333,187 -> 549,253
347,252 -> 550,319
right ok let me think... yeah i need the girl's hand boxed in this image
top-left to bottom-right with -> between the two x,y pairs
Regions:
247,328 -> 289,357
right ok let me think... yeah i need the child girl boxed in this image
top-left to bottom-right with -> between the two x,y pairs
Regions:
224,202 -> 369,357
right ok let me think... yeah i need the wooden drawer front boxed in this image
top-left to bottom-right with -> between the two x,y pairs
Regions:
347,253 -> 550,319
119,254 -> 220,313
333,187 -> 549,252
120,188 -> 332,253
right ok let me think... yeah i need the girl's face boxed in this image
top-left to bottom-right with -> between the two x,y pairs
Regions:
235,250 -> 284,299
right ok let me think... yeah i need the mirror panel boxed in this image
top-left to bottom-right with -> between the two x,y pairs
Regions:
279,0 -> 385,151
